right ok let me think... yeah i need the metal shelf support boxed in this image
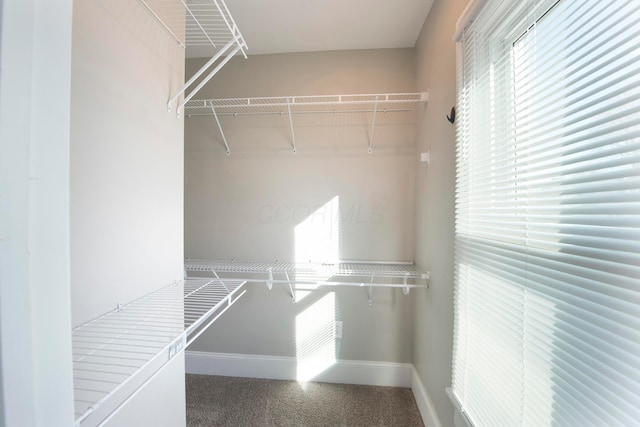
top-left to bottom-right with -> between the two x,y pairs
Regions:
403,273 -> 410,295
368,96 -> 379,154
139,0 -> 247,115
168,38 -> 235,113
287,98 -> 297,154
267,268 -> 274,290
175,43 -> 244,117
211,105 -> 231,155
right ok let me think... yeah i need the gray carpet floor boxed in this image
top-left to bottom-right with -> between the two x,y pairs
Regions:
186,374 -> 424,427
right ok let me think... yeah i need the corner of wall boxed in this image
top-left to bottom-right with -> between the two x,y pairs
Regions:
411,0 -> 469,426
411,366 -> 442,427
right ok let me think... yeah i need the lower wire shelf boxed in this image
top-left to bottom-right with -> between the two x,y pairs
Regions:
72,278 -> 246,426
184,259 -> 430,305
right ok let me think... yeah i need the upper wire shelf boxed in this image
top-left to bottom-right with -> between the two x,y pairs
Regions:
185,259 -> 430,305
184,92 -> 429,116
138,0 -> 248,116
72,278 -> 246,426
138,0 -> 246,50
184,92 -> 428,154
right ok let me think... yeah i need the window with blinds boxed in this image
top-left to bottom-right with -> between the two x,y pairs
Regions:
451,0 -> 640,426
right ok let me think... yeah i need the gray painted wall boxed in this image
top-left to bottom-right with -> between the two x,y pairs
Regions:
71,0 -> 185,327
70,0 -> 185,425
103,352 -> 186,427
185,50 -> 419,363
412,0 -> 468,426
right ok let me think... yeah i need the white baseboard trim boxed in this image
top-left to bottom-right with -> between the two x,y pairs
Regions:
411,367 -> 442,427
186,351 -> 413,388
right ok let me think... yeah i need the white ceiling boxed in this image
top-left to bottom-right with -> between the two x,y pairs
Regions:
186,0 -> 434,58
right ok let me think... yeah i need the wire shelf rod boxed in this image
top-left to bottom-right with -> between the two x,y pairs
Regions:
72,334 -> 173,345
73,361 -> 142,370
73,324 -> 182,335
72,282 -> 182,330
179,0 -> 216,48
73,367 -> 133,375
74,316 -> 185,326
73,377 -> 128,386
73,346 -> 161,355
72,346 -> 162,356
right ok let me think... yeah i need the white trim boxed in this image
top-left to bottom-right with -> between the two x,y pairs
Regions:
185,351 -> 413,387
410,368 -> 442,427
453,0 -> 488,42
446,388 -> 474,427
0,0 -> 75,425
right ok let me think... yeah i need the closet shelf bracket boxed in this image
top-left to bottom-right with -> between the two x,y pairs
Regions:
267,267 -> 274,290
368,275 -> 375,306
211,105 -> 231,155
287,99 -> 297,154
403,273 -> 410,295
368,96 -> 379,154
285,272 -> 296,303
138,0 -> 247,116
171,40 -> 245,117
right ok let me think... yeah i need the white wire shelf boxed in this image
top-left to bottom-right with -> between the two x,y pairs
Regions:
138,0 -> 248,115
184,92 -> 429,154
72,278 -> 246,426
184,93 -> 429,116
184,259 -> 430,305
138,0 -> 245,50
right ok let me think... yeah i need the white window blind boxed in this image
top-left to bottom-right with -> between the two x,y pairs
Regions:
451,0 -> 640,426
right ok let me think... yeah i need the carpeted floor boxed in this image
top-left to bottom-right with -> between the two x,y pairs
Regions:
186,374 -> 424,427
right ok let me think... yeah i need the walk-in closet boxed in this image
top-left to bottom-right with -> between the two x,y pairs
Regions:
1,0 -> 461,425
3,0 -> 638,426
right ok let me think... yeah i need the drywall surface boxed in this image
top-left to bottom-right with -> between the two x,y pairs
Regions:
70,0 -> 185,425
412,0 -> 468,426
185,50 -> 419,364
0,0 -> 75,424
102,352 -> 186,427
70,0 -> 184,327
